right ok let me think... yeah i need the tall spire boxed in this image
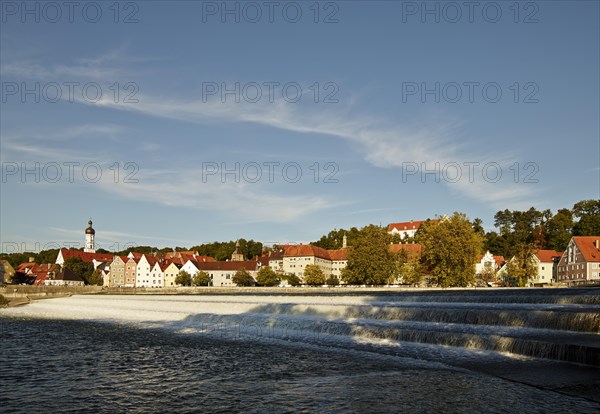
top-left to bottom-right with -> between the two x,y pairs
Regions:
84,219 -> 96,253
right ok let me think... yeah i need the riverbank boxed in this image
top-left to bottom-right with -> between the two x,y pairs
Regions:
0,284 -> 594,307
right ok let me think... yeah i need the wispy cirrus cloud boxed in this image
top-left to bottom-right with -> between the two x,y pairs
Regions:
2,51 -> 542,211
94,167 -> 341,223
89,91 -> 538,209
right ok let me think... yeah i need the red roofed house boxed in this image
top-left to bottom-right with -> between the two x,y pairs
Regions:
475,251 -> 505,276
164,262 -> 182,287
283,244 -> 333,280
557,236 -> 600,286
31,264 -> 60,285
196,260 -> 259,287
388,219 -> 440,239
529,250 -> 563,286
30,264 -> 84,286
124,257 -> 140,288
328,248 -> 348,279
136,254 -> 162,288
56,248 -> 114,269
108,256 -> 128,287
164,250 -> 198,260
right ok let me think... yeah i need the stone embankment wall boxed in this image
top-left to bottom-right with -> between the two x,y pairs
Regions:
1,285 -> 103,299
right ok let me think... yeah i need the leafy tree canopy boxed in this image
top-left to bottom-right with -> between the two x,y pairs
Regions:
63,257 -> 94,285
419,212 -> 483,287
232,269 -> 255,286
175,270 -> 192,286
342,225 -> 395,286
256,266 -> 279,287
303,264 -> 326,286
193,271 -> 211,286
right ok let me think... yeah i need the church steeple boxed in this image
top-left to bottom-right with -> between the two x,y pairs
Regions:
84,219 -> 96,253
231,239 -> 244,261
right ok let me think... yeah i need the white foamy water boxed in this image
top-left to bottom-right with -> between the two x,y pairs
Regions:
3,293 -> 598,367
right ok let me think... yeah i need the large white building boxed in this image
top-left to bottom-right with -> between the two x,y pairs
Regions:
197,261 -> 259,287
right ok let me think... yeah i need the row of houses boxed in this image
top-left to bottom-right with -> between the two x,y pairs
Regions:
472,238 -> 600,286
390,220 -> 600,286
2,219 -> 598,287
0,260 -> 85,286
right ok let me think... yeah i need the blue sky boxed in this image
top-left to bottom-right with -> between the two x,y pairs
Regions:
1,0 -> 599,252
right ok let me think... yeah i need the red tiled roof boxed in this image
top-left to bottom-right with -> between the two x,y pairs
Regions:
284,245 -> 331,260
196,255 -> 216,262
33,273 -> 48,285
196,261 -> 258,271
573,236 -> 600,262
476,253 -> 505,266
16,263 -> 36,273
164,251 -> 199,259
388,220 -> 437,232
142,254 -> 159,266
59,249 -> 113,264
534,250 -> 562,263
388,243 -> 423,256
327,249 -> 348,261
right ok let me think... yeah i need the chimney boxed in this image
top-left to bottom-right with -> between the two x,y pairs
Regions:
28,257 -> 35,263
595,239 -> 599,249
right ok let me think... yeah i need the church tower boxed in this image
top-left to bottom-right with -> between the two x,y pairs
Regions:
84,220 -> 96,253
231,240 -> 244,261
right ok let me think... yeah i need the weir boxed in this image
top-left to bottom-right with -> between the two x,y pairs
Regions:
2,288 -> 599,366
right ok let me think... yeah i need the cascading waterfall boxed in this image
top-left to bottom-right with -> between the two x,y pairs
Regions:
2,288 -> 599,366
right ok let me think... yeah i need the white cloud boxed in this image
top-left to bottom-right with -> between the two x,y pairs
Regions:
2,52 -> 542,211
94,167 -> 339,223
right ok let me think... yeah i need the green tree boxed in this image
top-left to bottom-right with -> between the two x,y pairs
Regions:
397,257 -> 423,286
471,218 -> 485,236
477,265 -> 497,286
419,212 -> 484,287
572,199 -> 600,236
37,249 -> 59,264
63,257 -> 94,285
505,243 -> 538,287
175,270 -> 192,286
193,271 -> 211,286
483,231 -> 505,256
573,199 -> 600,217
232,269 -> 255,286
256,266 -> 279,287
303,264 -> 326,286
325,274 -> 340,286
342,225 -> 395,285
0,252 -> 38,268
282,273 -> 301,287
88,268 -> 104,286
546,208 -> 574,251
